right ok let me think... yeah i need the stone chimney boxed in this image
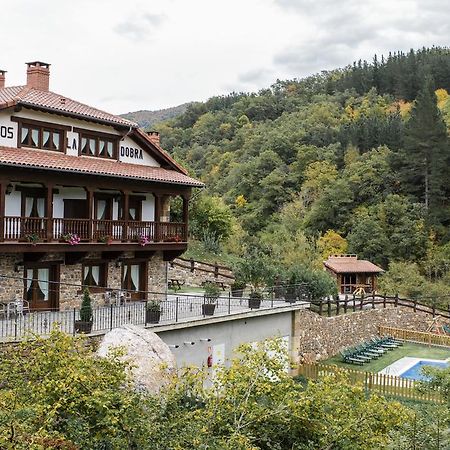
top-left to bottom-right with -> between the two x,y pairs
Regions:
147,131 -> 160,146
26,61 -> 50,91
0,70 -> 6,89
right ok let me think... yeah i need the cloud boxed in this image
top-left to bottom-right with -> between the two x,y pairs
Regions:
272,0 -> 450,77
114,13 -> 166,41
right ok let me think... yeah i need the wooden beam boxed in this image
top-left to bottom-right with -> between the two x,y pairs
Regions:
23,252 -> 46,262
46,183 -> 53,241
65,252 -> 88,265
134,250 -> 155,259
0,181 -> 6,242
163,249 -> 186,261
101,251 -> 124,260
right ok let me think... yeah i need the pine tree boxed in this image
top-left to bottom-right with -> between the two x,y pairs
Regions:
401,77 -> 449,218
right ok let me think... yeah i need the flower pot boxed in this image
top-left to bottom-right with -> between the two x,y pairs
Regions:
202,303 -> 216,316
145,309 -> 161,324
231,288 -> 244,298
248,297 -> 261,309
74,320 -> 93,334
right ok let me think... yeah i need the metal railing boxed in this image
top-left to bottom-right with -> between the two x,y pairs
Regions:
0,291 -> 309,341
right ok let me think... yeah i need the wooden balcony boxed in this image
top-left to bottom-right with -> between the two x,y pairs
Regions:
2,216 -> 187,247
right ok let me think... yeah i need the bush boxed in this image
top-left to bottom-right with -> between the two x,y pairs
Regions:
287,264 -> 337,299
80,288 -> 93,322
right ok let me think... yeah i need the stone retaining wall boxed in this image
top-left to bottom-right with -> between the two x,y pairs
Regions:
168,258 -> 234,287
295,306 -> 442,364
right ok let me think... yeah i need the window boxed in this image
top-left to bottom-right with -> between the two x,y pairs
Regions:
18,122 -> 64,151
24,264 -> 59,311
82,262 -> 107,291
121,261 -> 146,300
79,131 -> 117,159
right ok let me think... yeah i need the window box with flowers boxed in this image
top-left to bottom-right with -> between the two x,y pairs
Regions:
61,233 -> 80,246
98,235 -> 113,245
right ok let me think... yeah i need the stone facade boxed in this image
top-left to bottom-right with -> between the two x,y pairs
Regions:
0,253 -> 23,300
296,306 -> 437,364
168,258 -> 234,288
0,251 -> 168,310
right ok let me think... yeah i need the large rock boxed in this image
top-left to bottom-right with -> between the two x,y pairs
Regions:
97,324 -> 175,393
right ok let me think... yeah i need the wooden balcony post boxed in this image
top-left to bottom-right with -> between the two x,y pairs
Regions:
0,181 -> 6,242
86,188 -> 94,241
154,193 -> 161,241
182,194 -> 190,241
121,190 -> 130,242
46,183 -> 54,241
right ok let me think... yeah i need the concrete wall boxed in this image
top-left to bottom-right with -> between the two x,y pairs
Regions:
295,306 -> 438,363
155,310 -> 295,369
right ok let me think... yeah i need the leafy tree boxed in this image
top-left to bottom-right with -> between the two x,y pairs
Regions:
0,330 -> 150,449
317,230 -> 348,259
190,195 -> 234,242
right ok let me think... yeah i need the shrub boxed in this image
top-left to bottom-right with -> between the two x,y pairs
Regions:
80,288 -> 93,322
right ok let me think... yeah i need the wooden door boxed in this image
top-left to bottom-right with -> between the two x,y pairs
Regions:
24,266 -> 58,311
121,262 -> 146,300
64,199 -> 88,219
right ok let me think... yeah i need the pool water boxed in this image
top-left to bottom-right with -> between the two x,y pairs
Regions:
400,360 -> 449,381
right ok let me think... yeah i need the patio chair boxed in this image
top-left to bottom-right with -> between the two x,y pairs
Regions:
14,299 -> 30,316
0,303 -> 7,319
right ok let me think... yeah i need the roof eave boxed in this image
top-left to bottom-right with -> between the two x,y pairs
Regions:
17,101 -> 138,130
0,160 -> 204,188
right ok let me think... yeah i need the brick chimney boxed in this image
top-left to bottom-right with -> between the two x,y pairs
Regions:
147,131 -> 160,146
26,61 -> 50,91
0,70 -> 6,89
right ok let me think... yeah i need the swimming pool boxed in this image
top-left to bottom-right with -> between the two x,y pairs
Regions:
400,360 -> 449,381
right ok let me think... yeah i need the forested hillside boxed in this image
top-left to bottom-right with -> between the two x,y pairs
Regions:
156,47 -> 450,300
121,103 -> 190,128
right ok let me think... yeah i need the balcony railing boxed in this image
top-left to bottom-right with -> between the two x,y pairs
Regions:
2,216 -> 187,244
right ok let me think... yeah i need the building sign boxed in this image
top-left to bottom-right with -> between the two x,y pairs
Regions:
120,145 -> 143,160
0,115 -> 17,147
0,126 -> 14,139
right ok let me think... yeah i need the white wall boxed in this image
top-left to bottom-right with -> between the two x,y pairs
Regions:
142,194 -> 155,221
1,109 -> 161,168
5,190 -> 21,216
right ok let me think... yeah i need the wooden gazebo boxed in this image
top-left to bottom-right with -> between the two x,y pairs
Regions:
323,255 -> 384,294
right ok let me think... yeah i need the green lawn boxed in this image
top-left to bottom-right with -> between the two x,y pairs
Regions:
324,342 -> 450,372
168,286 -> 205,294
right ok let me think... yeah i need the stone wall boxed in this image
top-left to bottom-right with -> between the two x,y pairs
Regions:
0,251 -> 168,310
0,253 -> 23,300
296,306 -> 438,364
168,258 -> 234,287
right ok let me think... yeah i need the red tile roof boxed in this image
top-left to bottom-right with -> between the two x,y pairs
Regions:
324,256 -> 383,274
0,86 -> 137,128
0,146 -> 204,187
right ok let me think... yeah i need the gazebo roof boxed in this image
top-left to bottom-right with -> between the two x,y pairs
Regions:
324,255 -> 384,274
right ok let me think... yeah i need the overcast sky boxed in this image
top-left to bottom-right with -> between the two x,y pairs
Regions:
1,0 -> 448,114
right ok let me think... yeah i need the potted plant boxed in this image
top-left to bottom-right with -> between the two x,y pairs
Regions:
61,233 -> 80,246
25,233 -> 40,246
98,235 -> 113,245
248,290 -> 263,309
230,279 -> 246,298
202,281 -> 220,316
145,299 -> 161,324
75,288 -> 93,334
139,234 -> 150,247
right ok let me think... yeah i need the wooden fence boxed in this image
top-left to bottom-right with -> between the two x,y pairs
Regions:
170,257 -> 235,280
379,326 -> 450,347
310,294 -> 450,319
297,363 -> 443,403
